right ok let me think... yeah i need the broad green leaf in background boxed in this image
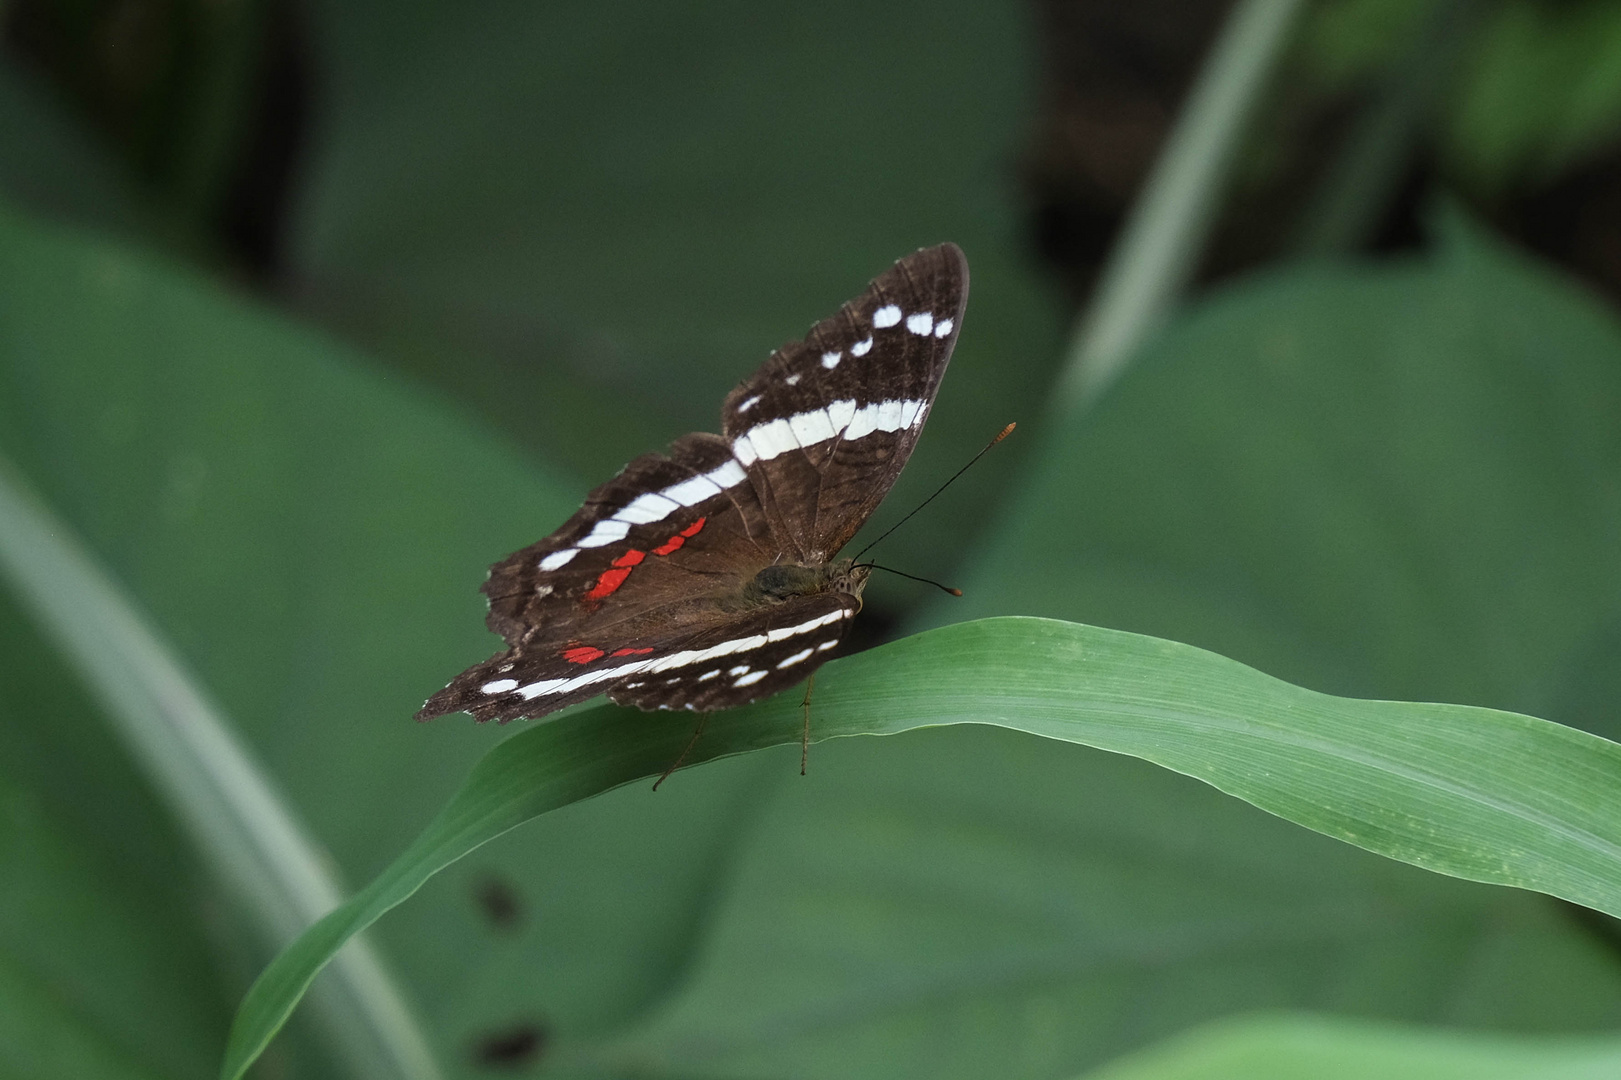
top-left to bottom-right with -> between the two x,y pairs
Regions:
286,0 -> 1065,588
1074,1013 -> 1621,1080
221,616 -> 1621,1080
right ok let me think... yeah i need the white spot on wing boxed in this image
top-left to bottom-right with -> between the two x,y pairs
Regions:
706,460 -> 748,488
737,394 -> 762,413
539,548 -> 578,571
827,398 -> 857,433
873,304 -> 901,327
728,664 -> 751,676
899,400 -> 922,428
481,679 -> 518,694
777,647 -> 814,668
613,492 -> 679,524
577,518 -> 630,548
816,639 -> 838,651
844,402 -> 881,440
876,399 -> 905,431
934,318 -> 954,338
851,337 -> 873,357
734,670 -> 768,688
698,669 -> 721,681
784,373 -> 800,386
738,417 -> 798,460
821,351 -> 841,369
732,435 -> 759,466
663,473 -> 722,507
906,312 -> 934,335
789,408 -> 836,447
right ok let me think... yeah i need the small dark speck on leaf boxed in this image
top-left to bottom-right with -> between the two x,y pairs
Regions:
474,874 -> 523,930
471,1021 -> 547,1069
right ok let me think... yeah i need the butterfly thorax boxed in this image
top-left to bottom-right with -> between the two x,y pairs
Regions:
738,559 -> 869,609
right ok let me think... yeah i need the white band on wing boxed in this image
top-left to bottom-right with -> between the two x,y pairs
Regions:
731,397 -> 928,466
543,458 -> 750,567
494,608 -> 850,699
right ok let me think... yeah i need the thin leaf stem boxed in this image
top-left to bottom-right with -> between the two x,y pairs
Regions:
1057,0 -> 1307,408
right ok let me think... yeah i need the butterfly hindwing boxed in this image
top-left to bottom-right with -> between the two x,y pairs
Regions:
427,593 -> 856,722
607,593 -> 856,713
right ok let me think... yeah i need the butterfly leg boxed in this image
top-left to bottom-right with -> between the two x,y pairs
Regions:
800,673 -> 815,776
653,713 -> 709,791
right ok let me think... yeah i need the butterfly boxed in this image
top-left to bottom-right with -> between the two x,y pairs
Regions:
418,244 -> 967,724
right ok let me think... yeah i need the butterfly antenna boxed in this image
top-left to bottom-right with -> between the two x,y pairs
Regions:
851,422 -> 1016,563
861,563 -> 963,597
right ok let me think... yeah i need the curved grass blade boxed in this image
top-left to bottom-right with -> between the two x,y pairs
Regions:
221,615 -> 1621,1080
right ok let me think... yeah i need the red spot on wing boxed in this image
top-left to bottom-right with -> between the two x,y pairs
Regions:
561,645 -> 604,664
583,549 -> 647,602
610,647 -> 655,657
652,517 -> 707,556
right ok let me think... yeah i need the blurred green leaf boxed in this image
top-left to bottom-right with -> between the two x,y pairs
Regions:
1302,0 -> 1442,91
1447,0 -> 1621,193
221,614 -> 1621,1079
1073,1013 -> 1621,1080
0,758 -> 229,1080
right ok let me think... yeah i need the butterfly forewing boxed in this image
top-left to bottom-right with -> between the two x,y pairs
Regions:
479,433 -> 772,647
721,243 -> 967,561
419,244 -> 967,723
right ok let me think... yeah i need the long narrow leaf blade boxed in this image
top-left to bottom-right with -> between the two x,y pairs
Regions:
219,615 -> 1621,1079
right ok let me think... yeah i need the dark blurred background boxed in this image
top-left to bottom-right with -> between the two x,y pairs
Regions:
9,0 -> 1621,307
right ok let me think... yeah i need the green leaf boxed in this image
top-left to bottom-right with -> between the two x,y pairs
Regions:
221,615 -> 1621,1079
583,724 -> 1621,1079
1073,1013 -> 1621,1080
1446,0 -> 1621,192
